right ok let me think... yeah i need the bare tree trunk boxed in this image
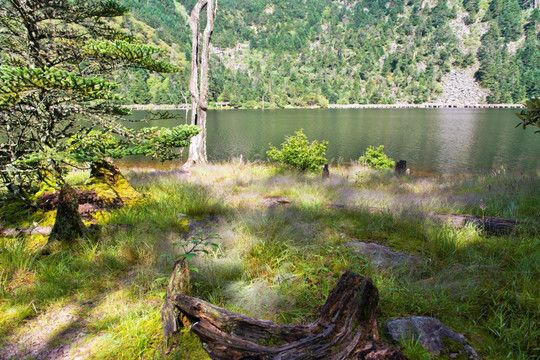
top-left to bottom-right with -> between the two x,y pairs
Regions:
185,0 -> 218,168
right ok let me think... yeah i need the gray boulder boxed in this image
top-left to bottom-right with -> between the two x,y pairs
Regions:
384,316 -> 480,359
346,241 -> 420,271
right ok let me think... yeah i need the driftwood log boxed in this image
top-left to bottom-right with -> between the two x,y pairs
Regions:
162,271 -> 406,359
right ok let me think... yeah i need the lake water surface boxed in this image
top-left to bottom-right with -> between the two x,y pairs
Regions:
126,108 -> 540,174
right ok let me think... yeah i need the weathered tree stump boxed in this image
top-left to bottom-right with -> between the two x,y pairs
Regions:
48,184 -> 87,244
162,271 -> 406,359
322,164 -> 330,179
161,260 -> 192,340
394,160 -> 407,176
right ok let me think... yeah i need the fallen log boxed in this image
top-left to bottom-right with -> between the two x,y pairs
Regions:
162,271 -> 406,359
326,203 -> 524,235
425,211 -> 518,234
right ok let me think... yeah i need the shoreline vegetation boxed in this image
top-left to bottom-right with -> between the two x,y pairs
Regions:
123,103 -> 526,111
0,162 -> 538,359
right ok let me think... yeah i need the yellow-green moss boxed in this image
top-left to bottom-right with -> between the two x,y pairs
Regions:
0,201 -> 56,228
85,172 -> 141,205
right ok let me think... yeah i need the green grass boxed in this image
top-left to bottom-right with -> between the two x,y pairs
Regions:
0,162 -> 538,359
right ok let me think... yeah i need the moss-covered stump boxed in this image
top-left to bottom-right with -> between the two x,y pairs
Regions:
162,271 -> 406,359
86,161 -> 140,206
48,184 -> 87,244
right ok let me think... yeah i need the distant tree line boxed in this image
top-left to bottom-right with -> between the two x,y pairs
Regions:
117,0 -> 540,107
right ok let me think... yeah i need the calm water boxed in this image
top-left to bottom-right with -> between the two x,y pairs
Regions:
124,108 -> 540,173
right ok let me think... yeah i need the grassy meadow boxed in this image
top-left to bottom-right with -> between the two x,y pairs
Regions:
0,162 -> 538,359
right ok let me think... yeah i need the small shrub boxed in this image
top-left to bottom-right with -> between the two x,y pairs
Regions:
359,145 -> 395,170
267,129 -> 328,172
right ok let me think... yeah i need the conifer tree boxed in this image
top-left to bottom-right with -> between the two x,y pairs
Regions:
0,0 -> 199,196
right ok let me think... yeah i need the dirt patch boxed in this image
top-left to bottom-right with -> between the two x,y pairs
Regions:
0,304 -> 92,360
37,189 -> 123,219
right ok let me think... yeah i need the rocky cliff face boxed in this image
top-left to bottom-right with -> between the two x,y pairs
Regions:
435,68 -> 490,105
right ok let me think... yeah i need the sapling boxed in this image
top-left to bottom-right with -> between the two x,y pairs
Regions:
164,230 -> 221,273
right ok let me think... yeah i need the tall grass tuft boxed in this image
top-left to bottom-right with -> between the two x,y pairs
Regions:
0,238 -> 36,278
109,178 -> 226,231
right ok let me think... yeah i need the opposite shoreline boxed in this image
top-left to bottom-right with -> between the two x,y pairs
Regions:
123,103 -> 525,110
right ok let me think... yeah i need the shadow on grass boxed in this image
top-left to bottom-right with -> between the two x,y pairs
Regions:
1,168 -> 538,359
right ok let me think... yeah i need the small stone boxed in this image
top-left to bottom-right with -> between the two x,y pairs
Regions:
176,213 -> 188,218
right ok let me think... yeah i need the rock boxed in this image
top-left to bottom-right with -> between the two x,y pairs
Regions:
346,241 -> 420,271
262,196 -> 291,207
384,316 -> 480,359
176,213 -> 188,218
435,68 -> 489,106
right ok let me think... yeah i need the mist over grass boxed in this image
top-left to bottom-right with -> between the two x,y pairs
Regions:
0,162 -> 538,359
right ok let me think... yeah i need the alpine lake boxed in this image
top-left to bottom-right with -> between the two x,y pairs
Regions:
121,108 -> 540,174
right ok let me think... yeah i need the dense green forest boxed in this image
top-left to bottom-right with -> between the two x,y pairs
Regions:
117,0 -> 540,107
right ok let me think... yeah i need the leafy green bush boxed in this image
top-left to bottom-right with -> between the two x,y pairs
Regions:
359,145 -> 395,170
516,98 -> 540,134
267,129 -> 328,172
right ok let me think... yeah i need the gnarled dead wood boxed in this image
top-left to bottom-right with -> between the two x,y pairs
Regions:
162,271 -> 406,359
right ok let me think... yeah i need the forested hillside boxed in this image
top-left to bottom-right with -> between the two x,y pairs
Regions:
118,0 -> 540,107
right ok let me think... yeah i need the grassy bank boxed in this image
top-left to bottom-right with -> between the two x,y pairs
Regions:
0,162 -> 538,359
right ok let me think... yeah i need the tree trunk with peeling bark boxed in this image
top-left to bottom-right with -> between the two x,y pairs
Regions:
185,0 -> 218,168
162,271 -> 406,359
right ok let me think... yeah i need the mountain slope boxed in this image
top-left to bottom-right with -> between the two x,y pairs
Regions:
118,0 -> 540,106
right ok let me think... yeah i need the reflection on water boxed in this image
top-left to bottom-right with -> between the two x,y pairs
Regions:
120,109 -> 540,173
436,109 -> 478,172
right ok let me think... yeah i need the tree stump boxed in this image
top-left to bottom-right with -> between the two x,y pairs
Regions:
90,160 -> 123,186
394,160 -> 407,176
48,184 -> 87,243
322,164 -> 330,179
162,271 -> 406,359
86,160 -> 140,206
161,260 -> 192,340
